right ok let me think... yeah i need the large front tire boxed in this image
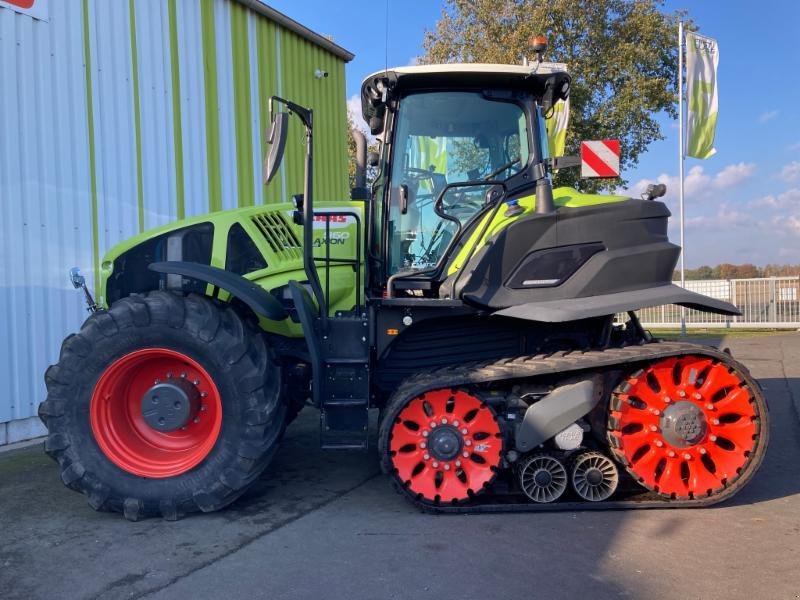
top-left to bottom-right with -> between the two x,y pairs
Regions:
39,292 -> 284,521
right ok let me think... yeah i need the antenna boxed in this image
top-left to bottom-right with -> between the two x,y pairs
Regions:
384,0 -> 389,76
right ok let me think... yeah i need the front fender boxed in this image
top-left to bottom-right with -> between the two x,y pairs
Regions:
149,261 -> 287,321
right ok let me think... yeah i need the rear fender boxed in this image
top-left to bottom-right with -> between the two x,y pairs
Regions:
493,284 -> 740,323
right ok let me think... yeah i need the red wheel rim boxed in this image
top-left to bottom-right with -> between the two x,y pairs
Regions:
610,356 -> 759,498
90,348 -> 223,478
389,389 -> 502,502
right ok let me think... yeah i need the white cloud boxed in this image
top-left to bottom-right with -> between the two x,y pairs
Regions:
758,109 -> 779,123
783,215 -> 800,235
685,204 -> 751,231
347,94 -> 366,131
778,161 -> 800,183
712,162 -> 756,189
751,187 -> 800,210
622,162 -> 754,203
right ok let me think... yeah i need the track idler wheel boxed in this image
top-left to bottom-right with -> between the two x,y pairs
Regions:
570,451 -> 619,502
382,389 -> 503,504
608,355 -> 767,500
518,453 -> 568,503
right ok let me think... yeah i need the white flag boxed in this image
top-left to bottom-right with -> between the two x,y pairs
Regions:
685,32 -> 719,159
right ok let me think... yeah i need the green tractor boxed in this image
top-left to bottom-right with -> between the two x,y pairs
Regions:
41,63 -> 768,520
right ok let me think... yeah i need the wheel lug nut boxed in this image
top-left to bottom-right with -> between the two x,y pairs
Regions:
694,393 -> 702,400
699,447 -> 707,455
650,425 -> 658,432
709,435 -> 718,442
463,451 -> 469,458
181,372 -> 187,378
712,419 -> 720,425
668,450 -> 676,457
441,418 -> 447,424
167,372 -> 173,379
420,442 -> 426,449
193,379 -> 199,386
453,421 -> 459,427
200,405 -> 207,411
655,440 -> 664,447
430,422 -> 437,428
193,417 -> 200,424
683,453 -> 692,460
422,430 -> 429,437
200,392 -> 207,398
444,464 -> 450,471
465,440 -> 472,446
455,460 -> 461,467
664,397 -> 671,404
461,428 -> 468,435
678,390 -> 686,398
424,453 -> 430,460
706,403 -> 714,410
154,379 -> 160,385
653,409 -> 660,416
432,462 -> 439,468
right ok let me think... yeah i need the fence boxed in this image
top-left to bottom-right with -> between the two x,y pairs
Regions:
628,277 -> 800,329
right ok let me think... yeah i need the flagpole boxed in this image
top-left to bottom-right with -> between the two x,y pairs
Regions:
678,20 -> 687,337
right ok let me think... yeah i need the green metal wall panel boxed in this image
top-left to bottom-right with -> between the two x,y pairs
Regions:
279,27 -> 349,203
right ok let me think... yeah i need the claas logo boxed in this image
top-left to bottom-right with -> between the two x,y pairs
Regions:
313,215 -> 348,223
6,0 -> 35,8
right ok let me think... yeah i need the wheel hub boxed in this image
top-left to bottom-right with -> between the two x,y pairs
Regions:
427,426 -> 462,461
534,469 -> 553,487
388,389 -> 503,503
141,379 -> 199,432
660,401 -> 707,448
585,468 -> 604,486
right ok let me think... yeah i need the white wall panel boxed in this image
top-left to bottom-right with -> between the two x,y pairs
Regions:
175,0 -> 210,218
0,0 -> 93,427
134,0 -> 178,229
0,0 -> 351,442
213,0 -> 238,211
88,0 -> 139,252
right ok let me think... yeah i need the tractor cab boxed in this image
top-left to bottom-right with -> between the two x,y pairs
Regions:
360,64 -> 571,297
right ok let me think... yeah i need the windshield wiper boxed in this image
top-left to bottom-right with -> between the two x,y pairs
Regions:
484,157 -> 520,181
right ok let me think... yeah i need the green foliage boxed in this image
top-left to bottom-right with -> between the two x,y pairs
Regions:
422,0 -> 689,191
347,112 -> 380,190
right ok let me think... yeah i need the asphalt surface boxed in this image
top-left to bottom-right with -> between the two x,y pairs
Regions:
1,333 -> 799,600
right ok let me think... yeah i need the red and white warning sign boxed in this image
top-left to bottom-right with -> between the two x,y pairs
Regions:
580,139 -> 620,178
0,0 -> 47,21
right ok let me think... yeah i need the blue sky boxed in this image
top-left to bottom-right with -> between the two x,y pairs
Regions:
267,0 -> 800,267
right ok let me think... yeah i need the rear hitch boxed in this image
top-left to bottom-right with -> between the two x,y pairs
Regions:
69,267 -> 98,313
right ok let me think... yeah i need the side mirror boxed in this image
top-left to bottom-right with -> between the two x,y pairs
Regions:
69,267 -> 85,289
263,111 -> 289,184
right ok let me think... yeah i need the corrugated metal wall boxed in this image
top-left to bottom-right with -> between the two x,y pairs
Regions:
0,0 -> 350,443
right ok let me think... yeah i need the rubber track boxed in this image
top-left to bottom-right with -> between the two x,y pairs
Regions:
378,341 -> 769,513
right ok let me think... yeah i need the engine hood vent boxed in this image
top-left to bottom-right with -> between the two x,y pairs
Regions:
251,211 -> 302,261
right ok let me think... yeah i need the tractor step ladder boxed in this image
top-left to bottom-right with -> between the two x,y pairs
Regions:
289,209 -> 369,449
288,287 -> 370,450
318,314 -> 370,450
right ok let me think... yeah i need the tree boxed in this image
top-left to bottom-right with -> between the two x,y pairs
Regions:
346,111 -> 380,190
422,0 -> 687,191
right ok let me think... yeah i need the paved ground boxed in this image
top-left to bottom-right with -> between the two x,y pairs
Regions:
2,333 -> 799,600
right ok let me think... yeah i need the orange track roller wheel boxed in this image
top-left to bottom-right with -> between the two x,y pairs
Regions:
609,355 -> 765,499
387,389 -> 503,503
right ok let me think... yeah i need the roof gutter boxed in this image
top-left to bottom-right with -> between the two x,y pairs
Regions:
233,0 -> 354,62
